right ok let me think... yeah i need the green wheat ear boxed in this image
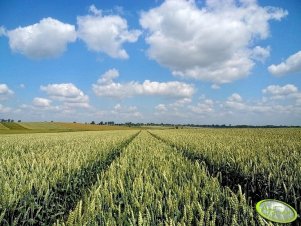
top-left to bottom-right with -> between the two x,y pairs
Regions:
2,129 -> 300,225
138,211 -> 143,226
66,210 -> 75,225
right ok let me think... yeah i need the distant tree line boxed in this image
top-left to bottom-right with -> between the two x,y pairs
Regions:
1,118 -> 299,128
90,121 -> 115,125
90,121 -> 301,128
1,119 -> 21,122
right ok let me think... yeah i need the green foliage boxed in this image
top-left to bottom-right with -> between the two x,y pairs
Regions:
61,131 -> 256,225
1,128 -> 300,225
150,129 -> 301,216
0,130 -> 138,225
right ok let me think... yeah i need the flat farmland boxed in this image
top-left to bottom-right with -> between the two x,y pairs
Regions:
0,122 -> 134,134
0,128 -> 300,225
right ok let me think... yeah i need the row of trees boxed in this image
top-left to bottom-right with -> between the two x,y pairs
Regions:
2,118 -> 299,128
89,121 -> 115,125
89,121 -> 301,128
1,119 -> 21,122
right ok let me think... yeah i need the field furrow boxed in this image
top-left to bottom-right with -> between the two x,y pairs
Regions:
1,128 -> 300,225
60,131 -> 259,226
148,129 -> 301,224
0,130 -> 139,225
0,123 -> 9,130
0,122 -> 28,130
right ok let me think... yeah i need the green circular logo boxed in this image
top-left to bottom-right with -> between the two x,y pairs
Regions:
256,199 -> 298,223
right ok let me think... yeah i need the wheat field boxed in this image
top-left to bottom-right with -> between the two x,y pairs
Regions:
0,128 -> 300,225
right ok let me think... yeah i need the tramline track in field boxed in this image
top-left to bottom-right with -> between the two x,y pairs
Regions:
0,131 -> 140,226
61,131 -> 257,225
148,131 -> 301,225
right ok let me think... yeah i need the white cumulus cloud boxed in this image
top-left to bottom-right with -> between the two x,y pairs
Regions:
0,26 -> 6,36
155,104 -> 168,112
189,99 -> 215,114
92,69 -> 195,98
262,84 -> 299,101
140,0 -> 287,84
211,84 -> 221,90
112,104 -> 142,118
223,91 -> 300,114
228,93 -> 243,102
77,5 -> 141,59
154,89 -> 301,124
155,98 -> 192,116
32,97 -> 52,108
40,83 -> 90,108
0,104 -> 11,113
268,51 -> 301,76
89,4 -> 102,16
251,46 -> 271,63
224,97 -> 246,111
263,84 -> 298,96
170,98 -> 192,108
6,17 -> 76,59
0,84 -> 14,100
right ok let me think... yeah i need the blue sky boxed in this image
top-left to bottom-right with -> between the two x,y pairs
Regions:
0,0 -> 301,125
